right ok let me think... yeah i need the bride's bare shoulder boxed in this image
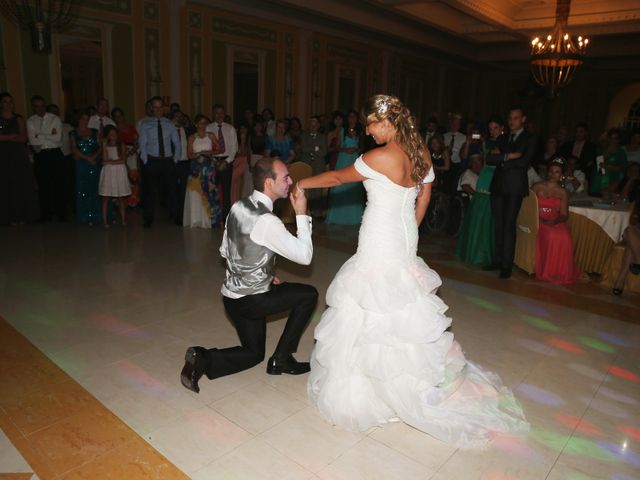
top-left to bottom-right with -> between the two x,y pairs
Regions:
363,146 -> 399,173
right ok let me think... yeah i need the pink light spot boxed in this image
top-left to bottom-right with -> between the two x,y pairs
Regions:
547,336 -> 584,354
607,365 -> 640,383
619,425 -> 640,440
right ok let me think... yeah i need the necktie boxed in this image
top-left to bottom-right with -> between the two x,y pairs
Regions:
450,134 -> 455,150
509,133 -> 516,144
157,119 -> 165,158
99,117 -> 104,138
217,124 -> 226,153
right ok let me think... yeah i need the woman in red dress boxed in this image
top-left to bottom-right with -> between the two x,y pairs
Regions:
112,108 -> 139,207
532,157 -> 582,284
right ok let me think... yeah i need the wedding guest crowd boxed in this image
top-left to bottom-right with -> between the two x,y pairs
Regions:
3,89 -> 639,295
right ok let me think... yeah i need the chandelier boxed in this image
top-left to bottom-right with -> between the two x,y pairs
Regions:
0,0 -> 77,54
530,0 -> 589,94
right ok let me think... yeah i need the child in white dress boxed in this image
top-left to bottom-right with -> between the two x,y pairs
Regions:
99,125 -> 131,227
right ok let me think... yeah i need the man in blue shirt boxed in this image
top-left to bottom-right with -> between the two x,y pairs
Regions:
139,96 -> 181,228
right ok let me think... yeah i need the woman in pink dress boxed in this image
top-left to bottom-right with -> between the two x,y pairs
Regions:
532,157 -> 582,284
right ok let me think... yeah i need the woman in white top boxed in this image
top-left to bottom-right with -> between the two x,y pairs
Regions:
183,115 -> 221,228
99,125 -> 131,227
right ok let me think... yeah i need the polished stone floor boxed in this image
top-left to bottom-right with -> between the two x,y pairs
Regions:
0,217 -> 639,479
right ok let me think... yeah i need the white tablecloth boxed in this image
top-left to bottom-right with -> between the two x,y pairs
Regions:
568,204 -> 631,242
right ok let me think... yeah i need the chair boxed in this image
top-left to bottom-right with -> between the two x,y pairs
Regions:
514,190 -> 539,274
278,161 -> 312,224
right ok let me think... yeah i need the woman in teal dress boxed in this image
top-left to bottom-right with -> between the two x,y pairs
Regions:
590,128 -> 628,195
326,110 -> 365,225
70,112 -> 102,225
455,115 -> 504,265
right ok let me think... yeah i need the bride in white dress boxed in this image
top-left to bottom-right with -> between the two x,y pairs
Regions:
296,95 -> 528,449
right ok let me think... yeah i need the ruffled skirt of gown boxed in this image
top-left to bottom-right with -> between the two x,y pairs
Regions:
308,253 -> 529,449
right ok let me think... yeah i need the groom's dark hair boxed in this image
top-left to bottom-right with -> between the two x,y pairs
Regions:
253,157 -> 278,192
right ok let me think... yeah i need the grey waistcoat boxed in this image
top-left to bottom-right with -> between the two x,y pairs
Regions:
222,197 -> 276,296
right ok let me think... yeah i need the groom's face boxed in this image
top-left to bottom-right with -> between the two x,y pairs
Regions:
270,160 -> 292,199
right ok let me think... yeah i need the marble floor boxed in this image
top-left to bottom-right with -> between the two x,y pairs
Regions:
0,217 -> 639,479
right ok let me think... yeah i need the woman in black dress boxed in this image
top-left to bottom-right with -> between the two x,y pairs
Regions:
0,92 -> 38,225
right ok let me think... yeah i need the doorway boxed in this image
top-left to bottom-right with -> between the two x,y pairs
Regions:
233,62 -> 258,127
59,40 -> 103,116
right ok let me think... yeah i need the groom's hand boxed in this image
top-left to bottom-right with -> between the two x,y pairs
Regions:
289,187 -> 308,216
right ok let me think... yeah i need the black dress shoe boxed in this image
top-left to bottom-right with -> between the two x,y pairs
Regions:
266,354 -> 310,375
483,263 -> 500,271
630,263 -> 640,275
499,269 -> 512,279
180,346 -> 206,393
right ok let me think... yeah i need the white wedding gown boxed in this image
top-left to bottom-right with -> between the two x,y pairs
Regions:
308,156 -> 529,449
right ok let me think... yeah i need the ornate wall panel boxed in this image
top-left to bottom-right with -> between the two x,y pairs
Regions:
145,28 -> 161,98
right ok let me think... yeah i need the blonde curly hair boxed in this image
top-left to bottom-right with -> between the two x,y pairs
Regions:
361,94 -> 431,185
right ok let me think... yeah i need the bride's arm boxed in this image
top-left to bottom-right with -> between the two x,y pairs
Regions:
297,164 -> 366,190
415,183 -> 432,226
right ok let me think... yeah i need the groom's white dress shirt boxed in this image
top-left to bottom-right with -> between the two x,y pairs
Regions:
220,190 -> 313,298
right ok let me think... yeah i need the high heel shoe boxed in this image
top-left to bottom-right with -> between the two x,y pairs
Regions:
612,287 -> 623,296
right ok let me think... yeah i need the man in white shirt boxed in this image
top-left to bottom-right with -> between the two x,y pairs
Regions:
206,104 -> 238,218
443,113 -> 466,190
27,95 -> 65,222
181,157 -> 318,393
88,97 -> 116,138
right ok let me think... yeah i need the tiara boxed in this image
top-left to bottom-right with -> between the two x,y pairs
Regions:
378,97 -> 390,114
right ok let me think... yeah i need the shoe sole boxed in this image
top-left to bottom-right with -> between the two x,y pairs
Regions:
180,347 -> 200,393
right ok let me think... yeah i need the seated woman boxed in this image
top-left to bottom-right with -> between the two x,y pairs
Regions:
612,201 -> 640,295
590,128 -> 628,196
532,157 -> 582,284
563,154 -> 587,194
617,162 -> 640,203
455,154 -> 495,266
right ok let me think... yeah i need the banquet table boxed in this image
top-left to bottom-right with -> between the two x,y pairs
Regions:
568,196 -> 633,274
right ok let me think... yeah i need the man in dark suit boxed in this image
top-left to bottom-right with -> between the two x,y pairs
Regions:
485,106 -> 536,279
559,122 -> 598,175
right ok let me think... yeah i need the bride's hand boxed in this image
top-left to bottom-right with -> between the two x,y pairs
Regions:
290,185 -> 308,215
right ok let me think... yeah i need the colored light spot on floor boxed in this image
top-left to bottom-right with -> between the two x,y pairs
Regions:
547,336 -> 585,354
564,437 -> 616,461
555,413 -> 602,436
596,331 -> 633,348
517,384 -> 565,407
522,314 -> 560,332
598,440 -> 640,468
529,426 -> 570,451
618,425 -> 640,440
578,336 -> 617,354
606,365 -> 640,383
464,295 -> 502,312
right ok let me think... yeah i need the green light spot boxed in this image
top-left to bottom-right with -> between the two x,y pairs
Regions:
530,426 -> 569,452
522,315 -> 559,332
464,296 -> 502,312
564,437 -> 616,462
577,336 -> 616,354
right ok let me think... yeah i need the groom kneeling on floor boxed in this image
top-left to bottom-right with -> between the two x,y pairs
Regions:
181,157 -> 318,393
